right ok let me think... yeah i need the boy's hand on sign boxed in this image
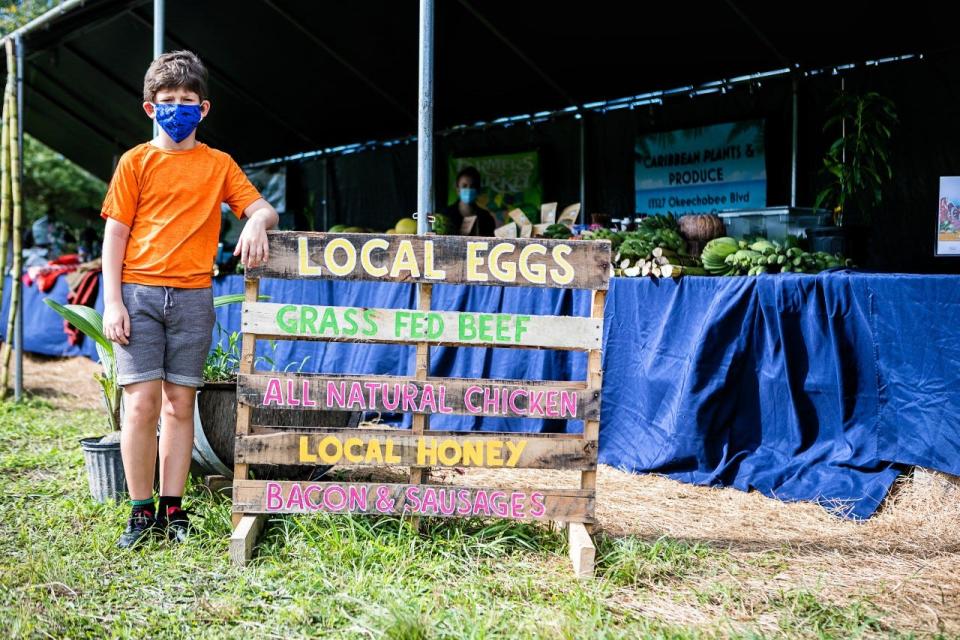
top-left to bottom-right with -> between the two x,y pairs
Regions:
103,302 -> 130,345
236,200 -> 278,268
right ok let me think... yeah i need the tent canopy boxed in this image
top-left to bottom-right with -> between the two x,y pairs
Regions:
1,0 -> 938,181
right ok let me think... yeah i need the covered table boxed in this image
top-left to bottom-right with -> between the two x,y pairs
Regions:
6,271 -> 959,519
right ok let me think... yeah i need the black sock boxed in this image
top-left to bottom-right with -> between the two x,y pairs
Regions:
130,497 -> 155,518
158,495 -> 182,519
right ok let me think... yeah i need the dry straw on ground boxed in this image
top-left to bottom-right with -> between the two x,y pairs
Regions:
18,355 -> 960,636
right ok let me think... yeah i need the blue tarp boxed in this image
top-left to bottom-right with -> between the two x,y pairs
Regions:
6,272 -> 959,519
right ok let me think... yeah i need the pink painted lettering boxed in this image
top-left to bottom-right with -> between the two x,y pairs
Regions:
265,481 -> 283,510
323,484 -> 347,511
483,388 -> 500,415
382,383 -> 401,410
559,391 -> 577,418
286,379 -> 301,406
263,377 -> 283,406
528,491 -> 546,518
472,489 -> 491,516
401,383 -> 419,412
420,384 -> 438,413
508,389 -> 526,415
528,390 -> 546,417
301,380 -> 317,407
347,382 -> 366,409
286,483 -> 306,510
544,390 -> 559,418
510,492 -> 526,518
364,382 -> 381,408
438,385 -> 454,414
489,491 -> 508,517
464,386 -> 483,414
348,485 -> 368,511
326,381 -> 345,409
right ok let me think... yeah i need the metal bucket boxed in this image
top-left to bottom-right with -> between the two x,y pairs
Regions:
79,433 -> 127,503
193,381 -> 359,480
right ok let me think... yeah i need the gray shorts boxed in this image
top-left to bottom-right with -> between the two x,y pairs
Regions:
115,283 -> 216,388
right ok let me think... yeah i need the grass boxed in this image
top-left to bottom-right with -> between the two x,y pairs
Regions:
0,399 -> 910,639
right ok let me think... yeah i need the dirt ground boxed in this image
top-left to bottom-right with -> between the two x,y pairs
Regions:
16,353 -> 960,636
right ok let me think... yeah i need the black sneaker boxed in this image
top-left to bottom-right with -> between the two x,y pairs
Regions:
159,507 -> 194,543
117,511 -> 159,549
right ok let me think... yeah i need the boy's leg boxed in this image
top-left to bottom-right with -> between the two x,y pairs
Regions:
157,381 -> 197,498
120,380 -> 163,500
157,286 -> 216,540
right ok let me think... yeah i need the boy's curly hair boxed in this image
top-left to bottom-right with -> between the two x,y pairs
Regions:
143,50 -> 208,102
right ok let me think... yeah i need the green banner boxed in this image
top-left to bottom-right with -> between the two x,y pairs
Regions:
448,151 -> 542,223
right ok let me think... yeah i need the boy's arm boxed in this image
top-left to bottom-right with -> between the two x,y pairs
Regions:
234,198 -> 279,268
102,218 -> 131,345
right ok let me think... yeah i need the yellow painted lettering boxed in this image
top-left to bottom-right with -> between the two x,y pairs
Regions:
466,241 -> 488,282
364,438 -> 385,464
344,437 -> 364,463
461,441 -> 484,467
417,437 -> 438,466
549,245 -> 575,285
518,244 -> 547,284
487,441 -> 504,466
299,436 -> 318,463
438,440 -> 461,466
384,439 -> 401,464
298,237 -> 322,275
360,238 -> 389,277
505,440 -> 528,467
423,240 -> 447,279
390,240 -> 421,278
487,243 -> 516,282
318,435 -> 342,463
324,237 -> 357,276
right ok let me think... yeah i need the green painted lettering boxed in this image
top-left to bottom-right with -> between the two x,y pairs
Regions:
276,305 -> 299,334
300,305 -> 319,334
361,309 -> 378,336
342,308 -> 360,336
318,307 -> 340,335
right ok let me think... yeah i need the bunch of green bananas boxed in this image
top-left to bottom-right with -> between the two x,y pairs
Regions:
723,239 -> 853,275
701,237 -> 740,275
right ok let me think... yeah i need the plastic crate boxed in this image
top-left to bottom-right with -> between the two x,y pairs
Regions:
718,207 -> 830,240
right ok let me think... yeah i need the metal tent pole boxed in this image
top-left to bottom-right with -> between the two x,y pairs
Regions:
790,77 -> 798,208
416,0 -> 434,235
14,35 -> 23,402
153,0 -> 164,138
579,116 -> 586,224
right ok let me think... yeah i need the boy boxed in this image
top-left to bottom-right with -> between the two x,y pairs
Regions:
100,50 -> 279,548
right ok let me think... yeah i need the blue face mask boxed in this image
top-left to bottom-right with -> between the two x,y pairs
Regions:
154,103 -> 203,143
459,187 -> 478,205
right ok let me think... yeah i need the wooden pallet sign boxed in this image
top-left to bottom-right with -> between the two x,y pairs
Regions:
231,231 -> 611,577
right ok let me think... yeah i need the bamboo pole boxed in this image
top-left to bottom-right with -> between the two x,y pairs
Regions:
1,39 -> 20,396
0,89 -> 11,335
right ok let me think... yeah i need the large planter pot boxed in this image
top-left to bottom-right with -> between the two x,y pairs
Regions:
80,432 -> 126,503
195,381 -> 361,480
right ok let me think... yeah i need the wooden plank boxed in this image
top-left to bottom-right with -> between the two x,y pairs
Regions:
236,372 -> 600,421
409,283 -> 432,519
233,479 -> 595,522
232,277 -> 259,528
234,431 -> 598,470
580,288 -> 606,529
247,231 -> 612,290
568,522 -> 596,577
242,302 -> 602,351
229,514 -> 266,566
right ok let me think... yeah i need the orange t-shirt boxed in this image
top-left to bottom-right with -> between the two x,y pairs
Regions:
100,142 -> 262,288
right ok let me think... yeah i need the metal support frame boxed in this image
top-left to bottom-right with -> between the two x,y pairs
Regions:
14,35 -> 23,402
153,0 -> 164,137
791,78 -> 798,207
416,0 -> 434,235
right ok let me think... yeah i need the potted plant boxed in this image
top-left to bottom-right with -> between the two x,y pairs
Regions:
44,293 -> 250,501
196,325 -> 355,481
810,91 -> 898,256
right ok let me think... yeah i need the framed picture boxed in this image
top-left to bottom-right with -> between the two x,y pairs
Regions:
937,177 -> 960,256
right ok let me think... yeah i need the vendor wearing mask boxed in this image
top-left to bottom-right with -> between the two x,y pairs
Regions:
442,166 -> 497,236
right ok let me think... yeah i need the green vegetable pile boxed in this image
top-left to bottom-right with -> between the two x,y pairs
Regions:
542,223 -> 573,239
701,237 -> 853,276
